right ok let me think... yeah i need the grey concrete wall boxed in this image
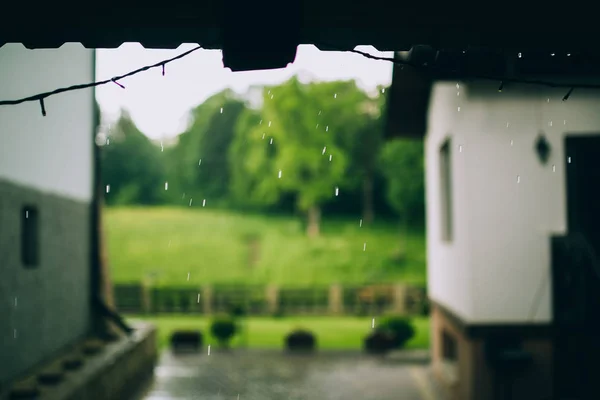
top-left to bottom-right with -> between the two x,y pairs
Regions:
0,178 -> 91,385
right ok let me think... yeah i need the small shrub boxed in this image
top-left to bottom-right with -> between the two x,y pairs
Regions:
228,303 -> 246,318
170,330 -> 203,353
285,329 -> 316,353
210,317 -> 238,348
364,330 -> 395,354
378,316 -> 416,349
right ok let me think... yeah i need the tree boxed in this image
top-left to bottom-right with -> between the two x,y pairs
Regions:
229,78 -> 369,236
379,138 -> 425,252
100,110 -> 166,205
169,90 -> 246,205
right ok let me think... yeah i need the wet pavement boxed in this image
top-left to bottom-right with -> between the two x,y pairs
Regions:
138,350 -> 430,400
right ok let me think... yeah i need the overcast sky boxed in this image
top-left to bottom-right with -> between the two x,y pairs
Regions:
95,44 -> 393,140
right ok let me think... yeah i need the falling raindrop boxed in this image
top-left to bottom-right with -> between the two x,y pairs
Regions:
372,318 -> 375,329
563,120 -> 567,125
187,272 -> 190,281
517,175 -> 521,183
106,138 -> 110,145
316,124 -> 319,129
164,182 -> 169,191
552,165 -> 556,172
25,210 -> 29,219
567,53 -> 571,57
278,170 -> 282,179
551,53 -> 555,57
456,83 -> 460,89
198,159 -> 202,166
326,126 -> 329,132
270,138 -> 273,145
182,193 -> 186,199
363,242 -> 367,251
262,133 -> 265,139
106,185 -> 110,193
268,121 -> 272,127
14,297 -> 17,307
359,219 -> 363,227
459,145 -> 463,152
457,92 -> 460,97
547,98 -> 550,103
506,122 -> 510,128
329,155 -> 332,162
335,187 -> 339,196
549,121 -> 553,127
568,157 -> 572,163
510,140 -> 514,146
14,329 -> 17,339
259,120 -> 263,125
381,88 -> 385,94
518,52 -> 522,58
334,93 -> 337,99
161,141 -> 164,152
202,199 -> 206,207
457,107 -> 461,112
322,146 -> 327,155
189,198 -> 193,206
220,107 -> 223,114
270,95 -> 274,100
208,345 -> 211,355
318,110 -> 322,115
197,294 -> 201,303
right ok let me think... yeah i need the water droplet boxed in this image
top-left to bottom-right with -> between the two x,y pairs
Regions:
106,138 -> 110,145
457,92 -> 460,96
326,126 -> 329,132
197,294 -> 200,303
517,175 -> 521,183
220,107 -> 223,114
322,146 -> 327,155
269,138 -> 273,145
25,210 -> 28,219
334,93 -> 337,99
457,107 -> 461,112
568,157 -> 572,164
551,53 -> 555,57
372,318 -> 375,329
189,198 -> 193,206
164,182 -> 169,191
549,121 -> 553,127
262,133 -> 265,139
187,272 -> 190,281
316,124 -> 319,129
459,145 -> 463,152
456,83 -> 460,89
329,154 -> 332,162
506,122 -> 510,128
363,242 -> 367,251
161,141 -> 164,152
335,187 -> 339,196
552,164 -> 556,172
270,95 -> 274,100
547,98 -> 550,103
268,90 -> 271,95
259,119 -> 263,125
518,52 -> 522,58
381,88 -> 385,94
208,345 -> 211,355
278,170 -> 282,179
198,159 -> 202,166
563,120 -> 567,125
202,199 -> 206,207
106,185 -> 110,193
318,110 -> 322,115
567,53 -> 571,57
268,121 -> 272,127
510,140 -> 514,146
359,219 -> 363,227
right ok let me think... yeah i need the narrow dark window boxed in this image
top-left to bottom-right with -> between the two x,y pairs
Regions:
21,205 -> 39,267
440,139 -> 453,242
442,329 -> 458,361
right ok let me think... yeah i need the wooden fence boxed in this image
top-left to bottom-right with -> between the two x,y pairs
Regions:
113,282 -> 428,316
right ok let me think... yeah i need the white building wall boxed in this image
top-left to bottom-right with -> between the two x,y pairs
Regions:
427,80 -> 600,324
0,44 -> 94,201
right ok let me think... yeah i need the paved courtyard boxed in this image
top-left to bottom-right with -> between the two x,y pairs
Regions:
137,350 -> 433,400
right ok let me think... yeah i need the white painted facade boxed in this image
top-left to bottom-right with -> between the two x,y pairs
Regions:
426,80 -> 600,323
0,44 -> 94,202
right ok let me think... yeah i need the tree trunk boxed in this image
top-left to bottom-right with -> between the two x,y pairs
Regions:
306,206 -> 321,237
362,174 -> 375,225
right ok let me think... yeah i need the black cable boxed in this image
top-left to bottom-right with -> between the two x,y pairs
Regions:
0,44 -> 598,113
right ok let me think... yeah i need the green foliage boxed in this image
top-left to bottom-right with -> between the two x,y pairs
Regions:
101,110 -> 166,205
229,78 -> 371,215
377,316 -> 416,349
379,138 -> 425,226
210,316 -> 238,347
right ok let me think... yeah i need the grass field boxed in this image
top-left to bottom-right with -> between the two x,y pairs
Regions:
128,315 -> 430,351
106,207 -> 426,286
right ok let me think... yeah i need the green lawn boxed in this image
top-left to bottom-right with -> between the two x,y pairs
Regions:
128,315 -> 430,351
106,207 -> 426,286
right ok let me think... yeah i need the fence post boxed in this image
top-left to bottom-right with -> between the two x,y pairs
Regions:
266,285 -> 278,314
393,283 -> 407,314
329,284 -> 343,315
203,285 -> 213,315
141,279 -> 152,314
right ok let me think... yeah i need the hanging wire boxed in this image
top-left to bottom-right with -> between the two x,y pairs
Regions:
0,44 -> 595,110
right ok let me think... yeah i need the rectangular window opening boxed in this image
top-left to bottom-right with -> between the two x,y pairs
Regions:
21,205 -> 39,267
442,329 -> 458,362
440,139 -> 453,242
